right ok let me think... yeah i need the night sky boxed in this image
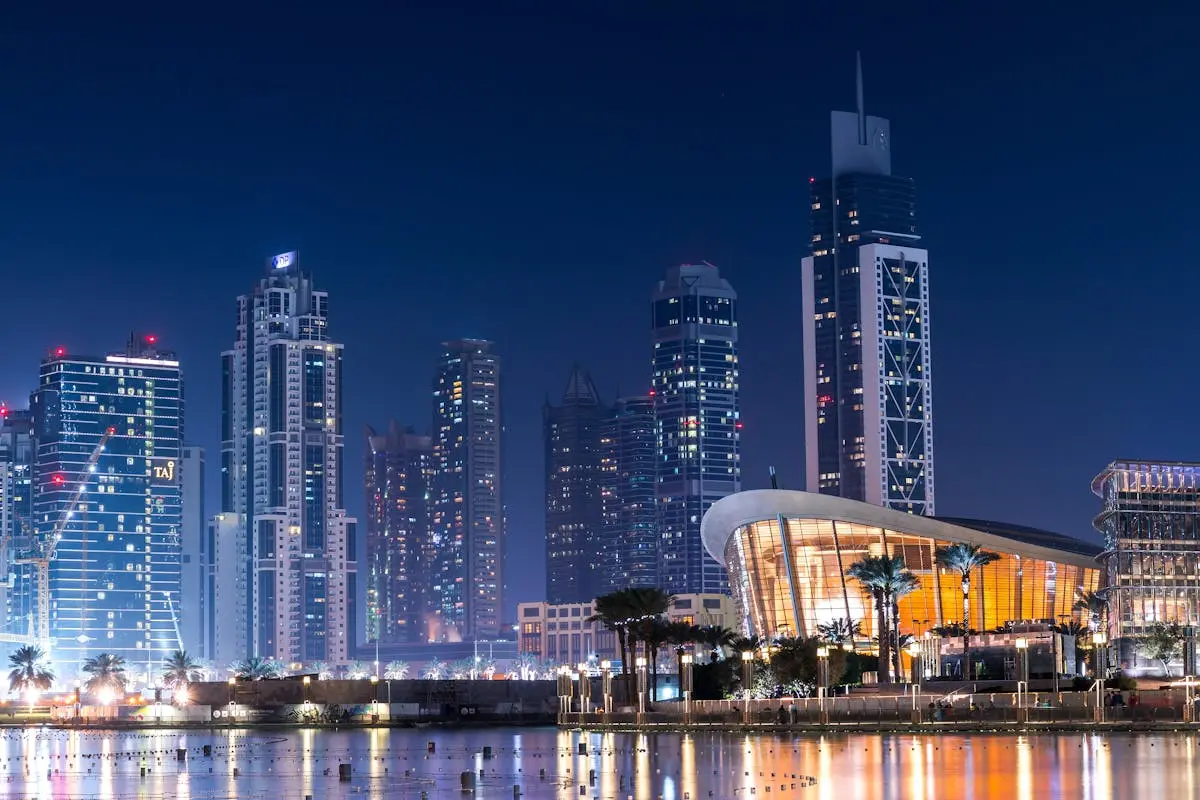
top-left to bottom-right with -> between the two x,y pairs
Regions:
0,4 -> 1193,625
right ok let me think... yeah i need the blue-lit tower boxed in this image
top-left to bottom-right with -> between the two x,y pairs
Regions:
652,263 -> 740,595
31,335 -> 183,672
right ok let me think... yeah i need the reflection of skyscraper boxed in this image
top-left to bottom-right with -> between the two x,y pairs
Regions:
365,422 -> 432,644
598,394 -> 658,593
652,263 -> 740,595
31,334 -> 182,667
430,339 -> 503,640
544,365 -> 605,604
801,56 -> 934,514
217,252 -> 357,664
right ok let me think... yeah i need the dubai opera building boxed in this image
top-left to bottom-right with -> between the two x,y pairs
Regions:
701,490 -> 1103,642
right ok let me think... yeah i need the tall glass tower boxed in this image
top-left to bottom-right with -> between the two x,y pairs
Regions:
31,335 -> 182,672
652,263 -> 740,595
217,252 -> 357,665
801,55 -> 935,514
598,394 -> 658,593
0,407 -> 35,645
430,339 -> 503,640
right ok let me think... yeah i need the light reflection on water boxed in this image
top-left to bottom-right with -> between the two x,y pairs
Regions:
0,727 -> 1193,798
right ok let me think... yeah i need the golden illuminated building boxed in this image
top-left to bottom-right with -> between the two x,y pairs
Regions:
701,490 -> 1102,641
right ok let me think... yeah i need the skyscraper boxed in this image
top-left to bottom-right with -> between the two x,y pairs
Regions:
543,365 -> 605,604
218,251 -> 357,664
30,334 -> 182,668
652,263 -> 740,595
0,407 -> 35,642
364,421 -> 432,644
430,339 -> 503,640
801,55 -> 934,514
179,445 -> 206,658
598,394 -> 658,593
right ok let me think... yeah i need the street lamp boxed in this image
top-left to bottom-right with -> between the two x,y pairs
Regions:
576,663 -> 591,714
907,641 -> 922,693
816,646 -> 830,724
370,675 -> 380,723
681,654 -> 694,721
741,651 -> 754,723
302,675 -> 311,705
600,660 -> 612,714
227,678 -> 236,723
635,657 -> 648,715
73,681 -> 81,723
1015,638 -> 1029,710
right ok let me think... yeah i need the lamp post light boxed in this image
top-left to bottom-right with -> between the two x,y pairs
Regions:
681,654 -> 694,722
1015,638 -> 1029,715
74,680 -> 81,723
816,646 -> 830,724
600,660 -> 612,714
302,675 -> 311,706
741,651 -> 754,723
907,641 -> 922,705
1092,631 -> 1108,721
227,678 -> 236,725
635,657 -> 648,716
370,675 -> 380,723
576,663 -> 591,714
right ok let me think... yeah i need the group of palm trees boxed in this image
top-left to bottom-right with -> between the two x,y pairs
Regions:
588,587 -> 742,702
7,646 -> 205,701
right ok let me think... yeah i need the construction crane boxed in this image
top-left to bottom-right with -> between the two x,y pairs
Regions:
15,427 -> 114,650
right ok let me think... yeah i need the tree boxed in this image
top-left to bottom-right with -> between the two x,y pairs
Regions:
231,657 -> 282,680
161,650 -> 203,688
588,590 -> 637,702
816,617 -> 862,648
934,543 -> 999,680
624,587 -> 674,702
384,660 -> 409,679
695,625 -> 738,663
664,620 -> 700,698
846,554 -> 920,683
7,646 -> 53,695
1137,621 -> 1186,676
1074,589 -> 1109,633
639,617 -> 671,701
1052,620 -> 1092,674
423,658 -> 444,679
82,653 -> 128,696
345,660 -> 371,680
310,661 -> 334,680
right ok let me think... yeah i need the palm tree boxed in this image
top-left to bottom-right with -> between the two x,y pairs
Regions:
664,620 -> 699,698
696,625 -> 738,663
82,653 -> 128,696
7,646 -> 54,696
345,660 -> 371,679
384,660 -> 409,679
423,658 -> 444,679
729,634 -> 766,655
1074,589 -> 1109,633
625,588 -> 673,702
935,543 -> 999,680
816,617 -> 863,648
310,661 -> 333,680
847,554 -> 921,683
231,657 -> 282,680
161,650 -> 203,689
588,590 -> 637,702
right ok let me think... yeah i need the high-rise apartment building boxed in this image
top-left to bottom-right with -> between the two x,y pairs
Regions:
217,251 -> 357,664
652,263 -> 740,595
801,55 -> 934,514
30,335 -> 183,668
430,339 -> 503,640
0,407 -> 35,641
598,395 -> 658,593
180,446 -> 206,658
544,366 -> 605,604
365,422 -> 432,645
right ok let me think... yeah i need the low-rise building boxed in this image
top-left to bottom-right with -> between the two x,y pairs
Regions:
517,593 -> 737,668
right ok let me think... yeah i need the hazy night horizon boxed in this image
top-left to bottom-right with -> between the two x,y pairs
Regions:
1,2 -> 1197,632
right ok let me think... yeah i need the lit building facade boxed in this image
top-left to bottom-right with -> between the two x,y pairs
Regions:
430,339 -> 503,640
598,395 -> 658,593
517,593 -> 737,667
179,445 -> 206,658
544,365 -> 605,604
702,490 -> 1101,642
364,421 -> 432,644
0,407 -> 35,642
652,263 -> 740,595
218,251 -> 357,664
1093,460 -> 1200,656
801,56 -> 934,514
30,335 -> 183,669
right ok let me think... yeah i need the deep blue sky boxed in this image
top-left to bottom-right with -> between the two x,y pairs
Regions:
0,4 -> 1194,624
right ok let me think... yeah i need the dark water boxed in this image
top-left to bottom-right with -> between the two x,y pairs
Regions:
0,725 -> 1190,798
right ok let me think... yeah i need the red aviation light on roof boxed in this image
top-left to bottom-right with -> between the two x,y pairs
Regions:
52,474 -> 65,485
146,335 -> 157,344
54,347 -> 65,358
0,405 -> 8,418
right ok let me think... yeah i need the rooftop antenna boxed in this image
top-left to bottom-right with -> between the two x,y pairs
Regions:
769,466 -> 779,490
856,50 -> 866,145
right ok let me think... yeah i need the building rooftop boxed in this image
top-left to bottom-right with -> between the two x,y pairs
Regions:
934,517 -> 1102,559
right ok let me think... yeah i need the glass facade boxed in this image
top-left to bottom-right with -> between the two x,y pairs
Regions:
653,264 -> 740,595
705,493 -> 1101,643
1093,461 -> 1200,643
598,395 -> 658,593
0,409 -> 36,644
31,339 -> 182,672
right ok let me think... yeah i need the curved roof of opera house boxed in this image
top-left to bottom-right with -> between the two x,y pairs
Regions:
701,490 -> 1102,569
